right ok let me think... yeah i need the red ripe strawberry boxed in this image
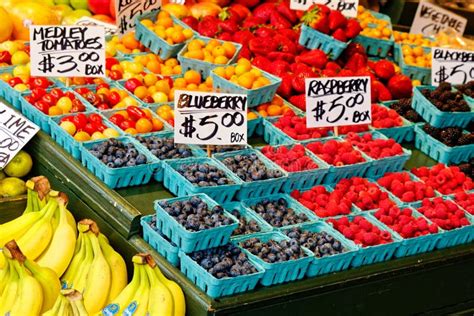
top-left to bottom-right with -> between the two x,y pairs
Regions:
249,37 -> 278,56
332,29 -> 348,42
241,16 -> 265,30
229,4 -> 251,21
218,18 -> 239,34
372,81 -> 393,102
279,28 -> 300,42
344,53 -> 368,73
182,16 -> 199,30
344,19 -> 362,39
254,26 -> 276,38
270,11 -> 292,29
232,30 -> 255,46
275,1 -> 298,24
271,60 -> 291,77
325,61 -> 341,72
289,94 -> 306,111
313,15 -> 330,34
295,49 -> 328,69
217,32 -> 233,41
235,0 -> 260,8
277,73 -> 293,98
238,46 -> 252,60
291,72 -> 309,94
252,56 -> 272,73
252,2 -> 276,23
328,10 -> 347,31
374,60 -> 395,81
388,74 -> 413,99
197,16 -> 220,38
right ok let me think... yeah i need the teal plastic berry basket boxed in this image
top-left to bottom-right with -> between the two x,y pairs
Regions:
247,114 -> 261,137
299,24 -> 348,60
301,137 -> 373,184
213,149 -> 288,200
282,222 -> 359,277
50,112 -> 122,160
141,215 -> 180,267
255,97 -> 303,136
162,156 -> 242,204
256,144 -> 331,192
241,194 -> 318,229
237,231 -> 314,286
379,101 -> 417,142
411,199 -> 474,249
414,125 -> 474,164
80,137 -> 160,189
346,131 -> 411,179
224,201 -> 273,239
177,36 -> 242,79
412,86 -> 474,129
377,207 -> 443,258
20,88 -> 95,134
153,194 -> 239,253
135,10 -> 193,59
134,131 -> 203,182
210,66 -> 282,107
326,213 -> 402,268
262,117 -> 294,146
396,44 -> 431,85
179,246 -> 264,298
101,106 -> 171,135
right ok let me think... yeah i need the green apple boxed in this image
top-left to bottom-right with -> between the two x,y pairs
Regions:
0,177 -> 26,198
61,9 -> 92,25
4,151 -> 33,178
70,0 -> 88,10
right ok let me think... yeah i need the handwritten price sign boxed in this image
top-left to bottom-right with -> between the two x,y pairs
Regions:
410,1 -> 466,36
432,47 -> 474,86
174,90 -> 248,145
75,17 -> 118,36
0,102 -> 39,168
30,26 -> 106,78
115,0 -> 161,35
290,0 -> 358,17
305,76 -> 371,128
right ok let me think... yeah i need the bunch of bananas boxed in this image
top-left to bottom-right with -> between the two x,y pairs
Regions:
61,219 -> 128,314
0,176 -> 76,277
102,254 -> 186,316
44,289 -> 88,316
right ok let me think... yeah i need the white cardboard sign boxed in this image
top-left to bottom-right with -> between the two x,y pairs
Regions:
305,76 -> 372,128
410,1 -> 466,36
0,102 -> 39,168
290,0 -> 359,17
115,0 -> 161,35
30,25 -> 106,78
75,17 -> 118,37
174,90 -> 248,145
431,47 -> 474,86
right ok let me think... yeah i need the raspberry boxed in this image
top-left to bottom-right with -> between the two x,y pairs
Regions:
358,219 -> 372,231
429,224 -> 439,233
401,191 -> 415,202
342,227 -> 354,239
363,232 -> 380,246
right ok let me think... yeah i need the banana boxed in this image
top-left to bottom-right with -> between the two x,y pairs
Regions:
70,229 -> 94,293
0,251 -> 9,294
0,211 -> 45,247
151,259 -> 186,316
66,209 -> 77,238
0,257 -> 20,315
24,258 -> 61,313
98,233 -> 127,303
24,177 -> 50,214
64,289 -> 89,316
9,258 -> 44,316
61,233 -> 85,289
36,193 -> 76,277
102,259 -> 141,315
42,292 -> 63,316
144,262 -> 174,316
57,294 -> 73,316
124,258 -> 149,316
83,227 -> 111,314
16,195 -> 59,260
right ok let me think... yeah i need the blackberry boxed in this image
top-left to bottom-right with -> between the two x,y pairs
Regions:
440,127 -> 463,146
458,134 -> 474,146
437,82 -> 452,92
404,110 -> 422,123
421,89 -> 432,98
423,124 -> 441,138
438,91 -> 453,102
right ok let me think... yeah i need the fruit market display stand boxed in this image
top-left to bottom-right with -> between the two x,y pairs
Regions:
1,98 -> 473,315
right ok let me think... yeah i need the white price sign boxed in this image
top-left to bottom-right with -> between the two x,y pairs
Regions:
0,103 -> 39,168
410,1 -> 466,36
174,90 -> 248,145
305,76 -> 371,128
75,17 -> 118,36
30,26 -> 106,78
290,0 -> 358,17
115,0 -> 161,35
432,47 -> 474,86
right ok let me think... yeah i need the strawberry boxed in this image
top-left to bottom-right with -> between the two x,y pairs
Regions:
270,11 -> 292,29
234,0 -> 260,8
295,49 -> 328,69
289,94 -> 306,111
344,19 -> 362,39
252,3 -> 277,23
313,15 -> 330,34
232,30 -> 255,46
252,56 -> 273,73
279,28 -> 300,42
291,73 -> 306,94
275,1 -> 298,24
277,73 -> 293,98
374,60 -> 395,81
377,83 -> 393,101
249,37 -> 278,56
241,16 -> 265,30
217,32 -> 233,41
181,16 -> 198,30
388,74 -> 413,99
197,16 -> 220,38
301,4 -> 330,34
274,34 -> 297,55
267,52 -> 295,62
238,46 -> 252,60
328,10 -> 347,31
271,60 -> 291,76
291,62 -> 313,74
228,4 -> 251,21
332,29 -> 348,42
325,61 -> 341,72
254,26 -> 276,38
218,18 -> 239,34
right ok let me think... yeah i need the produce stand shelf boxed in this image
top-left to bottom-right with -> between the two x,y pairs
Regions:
1,99 -> 473,315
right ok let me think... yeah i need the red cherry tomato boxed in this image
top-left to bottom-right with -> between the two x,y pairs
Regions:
120,120 -> 136,130
60,115 -> 75,124
73,113 -> 88,130
94,123 -> 107,132
126,106 -> 146,121
105,57 -> 119,70
108,91 -> 121,106
41,94 -> 57,107
109,113 -> 125,126
34,100 -> 50,114
64,91 -> 77,100
8,77 -> 23,88
97,103 -> 110,111
83,123 -> 96,135
89,113 -> 103,124
108,70 -> 123,81
31,77 -> 51,89
0,51 -> 12,64
74,87 -> 90,96
49,88 -> 64,100
96,82 -> 110,90
24,95 -> 35,104
30,88 -> 47,101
